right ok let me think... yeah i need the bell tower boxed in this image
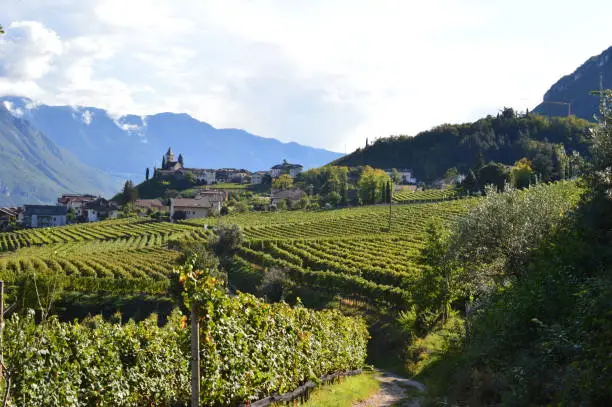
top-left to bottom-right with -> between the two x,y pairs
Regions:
166,147 -> 175,164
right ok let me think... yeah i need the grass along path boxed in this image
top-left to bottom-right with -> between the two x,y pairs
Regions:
352,371 -> 425,407
300,372 -> 380,407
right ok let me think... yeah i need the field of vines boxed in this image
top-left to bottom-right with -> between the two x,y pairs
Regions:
392,188 -> 458,203
208,199 -> 477,309
0,198 -> 475,301
0,217 -> 210,294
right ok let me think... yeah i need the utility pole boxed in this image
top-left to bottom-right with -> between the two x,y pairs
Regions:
388,181 -> 392,232
191,303 -> 200,407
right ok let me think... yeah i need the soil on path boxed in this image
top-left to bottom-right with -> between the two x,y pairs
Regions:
352,371 -> 425,407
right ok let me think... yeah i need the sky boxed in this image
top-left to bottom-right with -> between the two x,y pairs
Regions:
1,1 -> 612,154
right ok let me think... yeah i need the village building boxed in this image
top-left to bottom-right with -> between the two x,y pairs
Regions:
83,198 -> 120,222
57,194 -> 98,217
385,168 -> 417,184
169,191 -> 226,220
0,207 -> 19,227
215,168 -> 250,184
135,199 -> 169,213
179,168 -> 216,185
251,171 -> 268,184
23,205 -> 68,228
270,188 -> 305,207
270,160 -> 303,178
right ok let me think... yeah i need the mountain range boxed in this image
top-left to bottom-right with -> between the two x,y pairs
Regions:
533,46 -> 612,120
0,105 -> 117,206
0,97 -> 342,180
0,96 -> 342,206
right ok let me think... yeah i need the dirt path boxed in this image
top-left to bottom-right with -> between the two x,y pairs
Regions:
353,371 -> 425,407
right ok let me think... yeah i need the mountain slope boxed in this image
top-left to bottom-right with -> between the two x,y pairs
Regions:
0,97 -> 342,180
533,46 -> 612,120
0,105 -> 118,206
333,110 -> 592,182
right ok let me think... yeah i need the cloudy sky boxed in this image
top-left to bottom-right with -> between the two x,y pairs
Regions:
1,0 -> 612,153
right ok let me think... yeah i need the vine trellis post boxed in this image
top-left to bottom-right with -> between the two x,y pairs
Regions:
191,302 -> 200,407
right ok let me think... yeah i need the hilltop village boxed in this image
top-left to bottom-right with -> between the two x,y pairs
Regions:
0,147 -> 429,230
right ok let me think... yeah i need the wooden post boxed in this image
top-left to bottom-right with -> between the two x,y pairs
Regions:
191,303 -> 200,407
388,182 -> 392,232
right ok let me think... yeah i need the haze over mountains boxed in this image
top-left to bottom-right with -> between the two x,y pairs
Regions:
1,97 -> 342,179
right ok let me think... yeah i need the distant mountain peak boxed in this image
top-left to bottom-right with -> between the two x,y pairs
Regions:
534,46 -> 612,120
0,96 -> 342,181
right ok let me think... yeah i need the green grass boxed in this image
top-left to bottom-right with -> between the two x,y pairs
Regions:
299,372 -> 380,407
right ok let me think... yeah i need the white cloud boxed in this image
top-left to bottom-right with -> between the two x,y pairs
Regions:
2,101 -> 24,117
2,0 -> 612,153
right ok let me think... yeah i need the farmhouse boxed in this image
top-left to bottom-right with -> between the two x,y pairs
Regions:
215,168 -> 250,184
83,198 -> 120,222
170,191 -> 226,220
58,194 -> 97,217
251,171 -> 268,184
179,168 -> 216,184
271,160 -> 303,178
0,207 -> 19,226
385,168 -> 417,184
271,188 -> 305,207
23,205 -> 68,228
135,199 -> 168,213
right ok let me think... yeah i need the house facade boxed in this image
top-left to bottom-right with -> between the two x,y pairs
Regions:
270,188 -> 305,207
135,199 -> 169,213
170,192 -> 226,220
0,207 -> 19,226
180,168 -> 216,185
251,171 -> 267,184
385,168 -> 417,184
58,194 -> 98,217
271,160 -> 303,178
84,198 -> 120,222
24,205 -> 68,228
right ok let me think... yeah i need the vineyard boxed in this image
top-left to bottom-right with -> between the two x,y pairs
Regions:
392,188 -> 458,203
201,199 -> 476,309
0,199 -> 476,305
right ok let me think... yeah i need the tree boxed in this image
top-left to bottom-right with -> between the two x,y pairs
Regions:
272,174 -> 293,190
145,167 -> 150,181
122,180 -> 138,204
162,156 -> 166,170
210,224 -> 244,260
178,154 -> 184,166
444,167 -> 459,184
391,168 -> 403,184
510,158 -> 535,189
358,166 -> 391,204
461,169 -> 479,195
478,162 -> 509,191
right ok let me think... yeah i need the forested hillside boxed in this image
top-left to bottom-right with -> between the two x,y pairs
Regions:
334,109 -> 591,182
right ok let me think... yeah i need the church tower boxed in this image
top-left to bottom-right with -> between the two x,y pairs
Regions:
166,147 -> 175,164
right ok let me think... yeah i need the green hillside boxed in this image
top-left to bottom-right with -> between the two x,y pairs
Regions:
0,106 -> 118,206
333,109 -> 592,182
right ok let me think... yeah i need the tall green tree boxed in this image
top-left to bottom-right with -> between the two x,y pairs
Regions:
145,167 -> 150,181
162,155 -> 166,169
510,158 -> 535,188
178,154 -> 184,166
122,180 -> 138,204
